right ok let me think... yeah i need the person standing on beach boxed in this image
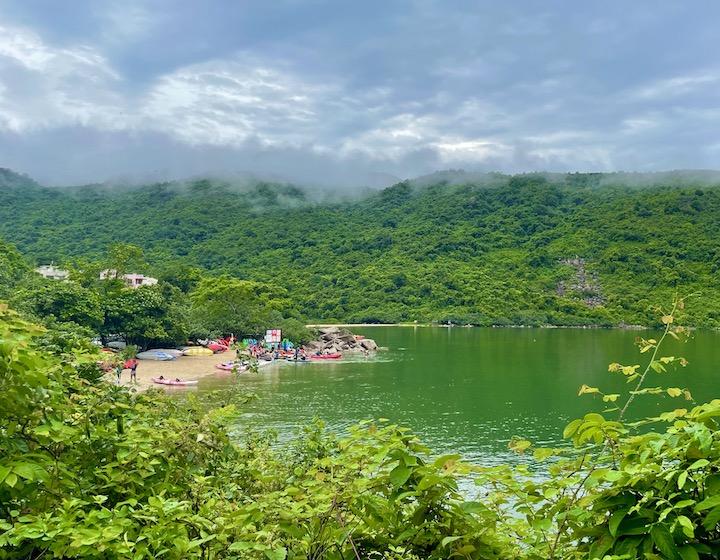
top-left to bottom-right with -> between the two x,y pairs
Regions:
130,359 -> 138,383
116,362 -> 123,384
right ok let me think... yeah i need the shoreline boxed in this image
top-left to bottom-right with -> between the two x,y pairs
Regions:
308,323 -> 651,330
106,322 -> 667,391
105,353 -> 232,392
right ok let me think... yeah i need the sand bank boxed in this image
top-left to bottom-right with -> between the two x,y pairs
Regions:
105,352 -> 235,392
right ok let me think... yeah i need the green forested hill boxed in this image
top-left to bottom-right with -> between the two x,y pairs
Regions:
2,168 -> 720,326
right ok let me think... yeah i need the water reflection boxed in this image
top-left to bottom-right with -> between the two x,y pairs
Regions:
199,327 -> 720,472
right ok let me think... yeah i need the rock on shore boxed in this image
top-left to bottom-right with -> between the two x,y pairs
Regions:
303,327 -> 378,354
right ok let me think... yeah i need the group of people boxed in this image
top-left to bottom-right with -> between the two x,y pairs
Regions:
240,340 -> 308,361
116,358 -> 139,384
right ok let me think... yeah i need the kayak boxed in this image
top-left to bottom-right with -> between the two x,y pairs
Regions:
308,353 -> 342,359
215,362 -> 247,372
151,348 -> 184,357
137,350 -> 178,361
152,378 -> 198,386
182,347 -> 214,356
207,343 -> 229,352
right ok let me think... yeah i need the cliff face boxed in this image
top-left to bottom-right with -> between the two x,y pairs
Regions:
556,257 -> 605,308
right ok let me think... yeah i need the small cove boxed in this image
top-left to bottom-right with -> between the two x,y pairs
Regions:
196,326 -> 720,466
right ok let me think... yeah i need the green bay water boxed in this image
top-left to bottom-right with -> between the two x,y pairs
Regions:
198,327 -> 720,466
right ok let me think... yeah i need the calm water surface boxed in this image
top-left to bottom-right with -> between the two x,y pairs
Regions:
198,327 -> 720,466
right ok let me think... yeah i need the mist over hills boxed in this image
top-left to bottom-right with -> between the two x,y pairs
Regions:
2,166 -> 720,326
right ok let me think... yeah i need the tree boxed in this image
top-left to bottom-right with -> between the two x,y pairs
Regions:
12,280 -> 104,331
189,275 -> 288,337
152,262 -> 204,293
0,237 -> 30,300
102,285 -> 188,349
104,243 -> 146,279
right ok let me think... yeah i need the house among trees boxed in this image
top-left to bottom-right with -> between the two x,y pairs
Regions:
35,264 -> 69,281
99,270 -> 158,288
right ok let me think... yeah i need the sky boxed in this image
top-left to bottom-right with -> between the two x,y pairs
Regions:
1,1 -> 719,187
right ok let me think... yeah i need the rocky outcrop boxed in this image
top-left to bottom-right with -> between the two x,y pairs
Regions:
556,257 -> 605,308
303,327 -> 379,354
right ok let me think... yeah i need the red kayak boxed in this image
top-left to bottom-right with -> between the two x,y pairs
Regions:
308,353 -> 342,359
206,343 -> 228,352
151,377 -> 198,386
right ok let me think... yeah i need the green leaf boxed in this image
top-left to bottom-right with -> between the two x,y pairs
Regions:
678,470 -> 688,489
278,521 -> 303,539
650,524 -> 680,560
389,465 -> 413,489
0,465 -> 11,484
433,454 -> 461,468
609,509 -> 628,537
441,536 -> 462,548
650,360 -> 666,373
562,419 -> 582,439
532,447 -> 554,461
701,506 -> 720,531
458,501 -> 488,515
695,494 -> 720,511
705,474 -> 720,495
264,547 -> 287,560
678,545 -> 700,560
417,474 -> 442,491
688,459 -> 709,470
13,462 -> 50,482
614,535 -> 642,558
677,515 -> 694,538
588,531 -> 614,560
228,542 -> 254,551
616,517 -> 651,536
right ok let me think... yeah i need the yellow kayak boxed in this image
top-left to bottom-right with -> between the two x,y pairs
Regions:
182,347 -> 214,356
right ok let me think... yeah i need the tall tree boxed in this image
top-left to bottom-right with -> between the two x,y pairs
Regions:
102,285 -> 188,349
189,275 -> 288,337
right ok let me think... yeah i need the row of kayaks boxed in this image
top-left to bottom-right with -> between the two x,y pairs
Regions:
150,353 -> 345,386
215,359 -> 277,371
275,352 -> 342,360
138,348 -> 345,361
137,347 -> 214,360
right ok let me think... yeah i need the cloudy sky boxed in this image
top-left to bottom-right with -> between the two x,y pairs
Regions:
1,1 -> 719,187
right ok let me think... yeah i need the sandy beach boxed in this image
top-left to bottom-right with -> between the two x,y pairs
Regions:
106,352 -> 235,392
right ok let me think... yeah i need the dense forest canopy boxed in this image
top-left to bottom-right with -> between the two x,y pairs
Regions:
2,167 -> 720,327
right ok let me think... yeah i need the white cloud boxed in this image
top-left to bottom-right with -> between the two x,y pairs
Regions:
0,25 -> 55,70
631,71 -> 720,100
139,57 -> 337,146
621,116 -> 660,134
0,24 -> 122,132
432,138 -> 511,162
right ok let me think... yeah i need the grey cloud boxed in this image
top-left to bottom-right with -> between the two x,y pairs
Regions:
1,1 -> 720,186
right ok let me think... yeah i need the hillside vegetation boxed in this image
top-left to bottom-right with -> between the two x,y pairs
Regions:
2,168 -> 720,327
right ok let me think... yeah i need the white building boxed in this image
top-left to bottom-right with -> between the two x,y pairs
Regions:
99,270 -> 158,288
36,264 -> 70,281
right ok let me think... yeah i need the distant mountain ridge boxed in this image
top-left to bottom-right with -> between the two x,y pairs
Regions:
2,167 -> 720,326
0,168 -> 44,190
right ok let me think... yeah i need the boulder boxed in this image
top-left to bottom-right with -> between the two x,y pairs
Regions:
303,328 -> 381,353
360,339 -> 378,351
